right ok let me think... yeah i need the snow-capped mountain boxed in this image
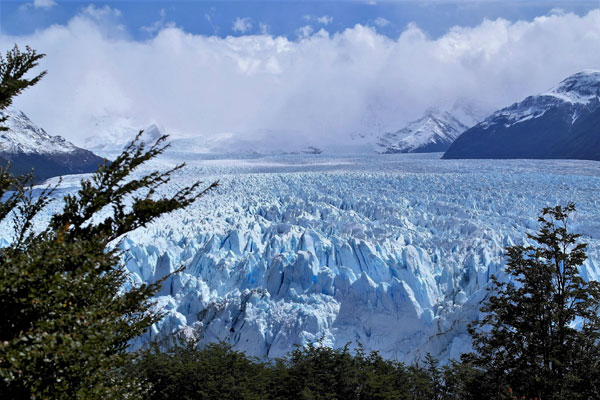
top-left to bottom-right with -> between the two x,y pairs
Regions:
376,111 -> 469,154
0,108 -> 78,154
0,108 -> 105,181
84,121 -> 166,156
85,122 -> 326,157
444,71 -> 600,160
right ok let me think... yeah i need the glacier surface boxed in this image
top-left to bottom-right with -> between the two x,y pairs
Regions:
18,153 -> 600,363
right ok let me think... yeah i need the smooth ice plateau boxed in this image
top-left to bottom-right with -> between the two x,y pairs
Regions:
21,153 -> 600,363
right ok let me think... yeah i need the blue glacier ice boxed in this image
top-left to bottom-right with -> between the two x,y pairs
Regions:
13,153 -> 600,363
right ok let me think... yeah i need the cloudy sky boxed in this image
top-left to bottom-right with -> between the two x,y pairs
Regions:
1,1 -> 600,151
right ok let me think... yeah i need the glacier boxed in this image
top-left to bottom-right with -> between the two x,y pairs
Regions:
14,152 -> 600,363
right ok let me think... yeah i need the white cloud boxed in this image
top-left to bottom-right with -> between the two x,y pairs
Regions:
34,0 -> 57,9
204,11 -> 220,36
19,0 -> 57,11
316,16 -> 333,25
141,8 -> 175,35
296,25 -> 314,38
3,9 -> 600,152
374,17 -> 390,27
303,15 -> 334,25
81,4 -> 121,19
232,17 -> 253,34
259,23 -> 270,35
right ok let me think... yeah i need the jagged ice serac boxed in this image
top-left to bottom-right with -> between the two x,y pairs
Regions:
11,152 -> 597,363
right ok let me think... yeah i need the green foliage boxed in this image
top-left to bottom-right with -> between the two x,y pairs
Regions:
129,340 -> 489,400
405,355 -> 486,400
0,43 -> 218,398
0,45 -> 46,129
129,340 -> 269,400
274,343 -> 365,399
465,203 -> 600,399
0,134 -> 217,399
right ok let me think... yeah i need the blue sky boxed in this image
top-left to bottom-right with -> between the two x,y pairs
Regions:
3,1 -> 600,40
1,1 -> 600,151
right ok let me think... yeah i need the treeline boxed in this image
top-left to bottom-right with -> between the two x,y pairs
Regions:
126,341 -> 488,400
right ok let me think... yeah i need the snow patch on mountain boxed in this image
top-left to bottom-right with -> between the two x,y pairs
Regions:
0,108 -> 77,154
546,70 -> 600,104
376,111 -> 468,154
0,108 -> 105,182
479,70 -> 600,130
84,119 -> 166,156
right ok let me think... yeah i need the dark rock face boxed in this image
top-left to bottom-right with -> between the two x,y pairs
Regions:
0,149 -> 105,182
557,105 -> 600,160
443,71 -> 600,161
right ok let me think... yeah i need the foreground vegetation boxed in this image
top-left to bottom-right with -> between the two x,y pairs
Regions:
0,46 -> 218,399
1,45 -> 599,399
127,340 -> 486,400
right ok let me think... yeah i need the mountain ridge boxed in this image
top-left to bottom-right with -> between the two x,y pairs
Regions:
443,71 -> 600,160
0,108 -> 105,182
376,111 -> 469,154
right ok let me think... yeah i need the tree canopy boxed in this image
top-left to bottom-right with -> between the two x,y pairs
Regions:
465,203 -> 600,399
0,45 -> 46,130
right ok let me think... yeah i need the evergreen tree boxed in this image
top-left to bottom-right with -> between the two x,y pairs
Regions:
0,45 -> 218,399
0,132 -> 218,399
271,342 -> 413,400
129,340 -> 269,400
465,203 -> 600,399
126,337 -> 492,400
0,45 -> 46,130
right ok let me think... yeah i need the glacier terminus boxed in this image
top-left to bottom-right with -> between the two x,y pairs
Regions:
22,152 -> 600,364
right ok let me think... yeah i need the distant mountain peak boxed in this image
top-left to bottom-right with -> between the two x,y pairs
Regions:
0,108 -> 104,182
0,108 -> 77,155
546,70 -> 600,104
376,110 -> 468,154
142,123 -> 165,142
84,121 -> 166,156
475,70 -> 600,132
444,70 -> 600,160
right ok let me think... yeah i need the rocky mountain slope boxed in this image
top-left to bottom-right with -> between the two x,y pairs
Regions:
444,71 -> 600,160
0,108 -> 105,182
377,111 -> 469,154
